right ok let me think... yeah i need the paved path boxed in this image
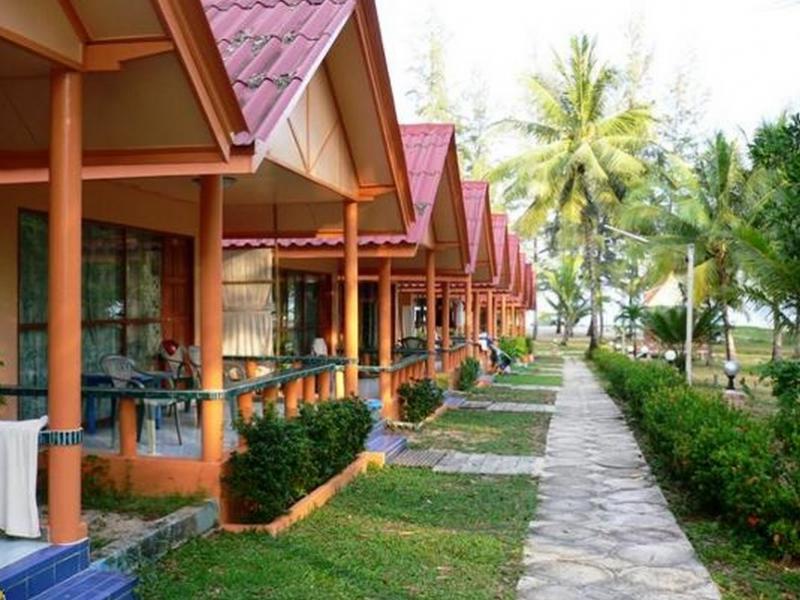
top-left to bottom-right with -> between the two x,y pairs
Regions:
389,449 -> 543,476
517,359 -> 720,600
462,400 -> 555,413
494,384 -> 561,392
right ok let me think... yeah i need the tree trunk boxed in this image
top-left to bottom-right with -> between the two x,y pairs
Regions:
584,220 -> 598,351
722,303 -> 736,361
562,319 -> 570,345
555,313 -> 562,335
794,307 -> 800,358
772,306 -> 783,361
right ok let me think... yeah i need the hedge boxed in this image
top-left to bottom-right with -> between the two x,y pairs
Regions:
226,399 -> 372,523
592,349 -> 800,556
398,378 -> 444,423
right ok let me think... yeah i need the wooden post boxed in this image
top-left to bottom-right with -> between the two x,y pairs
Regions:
199,175 -> 225,463
378,258 -> 395,419
441,281 -> 451,372
265,386 -> 279,404
473,291 -> 481,348
48,70 -> 86,544
344,200 -> 359,396
426,249 -> 436,377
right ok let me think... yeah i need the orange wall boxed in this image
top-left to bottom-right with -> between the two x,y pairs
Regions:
0,179 -> 200,419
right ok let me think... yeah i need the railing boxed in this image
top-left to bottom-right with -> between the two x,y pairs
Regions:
0,356 -> 349,450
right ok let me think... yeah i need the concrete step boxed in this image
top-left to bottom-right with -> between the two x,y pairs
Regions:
31,569 -> 136,600
366,433 -> 407,459
0,540 -> 89,600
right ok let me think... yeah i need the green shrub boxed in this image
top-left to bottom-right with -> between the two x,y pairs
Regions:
525,337 -> 535,356
457,357 -> 481,391
399,378 -> 444,423
227,400 -> 372,523
299,398 -> 372,483
592,349 -> 800,556
499,337 -> 527,360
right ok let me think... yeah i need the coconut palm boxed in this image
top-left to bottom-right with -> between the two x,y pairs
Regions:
542,255 -> 591,345
491,35 -> 653,350
621,133 -> 780,361
643,305 -> 722,370
615,302 -> 646,355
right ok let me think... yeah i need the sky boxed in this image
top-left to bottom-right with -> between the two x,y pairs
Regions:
376,0 -> 799,328
376,0 -> 800,143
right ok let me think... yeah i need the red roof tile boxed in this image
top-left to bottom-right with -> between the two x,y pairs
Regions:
203,0 -> 356,146
224,124 -> 455,250
462,181 -> 488,274
508,234 -> 519,292
491,214 -> 508,285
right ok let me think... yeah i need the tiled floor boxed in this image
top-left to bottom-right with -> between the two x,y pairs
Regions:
83,403 -> 267,458
0,538 -> 49,570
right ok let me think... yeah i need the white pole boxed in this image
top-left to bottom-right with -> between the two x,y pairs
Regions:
685,244 -> 694,385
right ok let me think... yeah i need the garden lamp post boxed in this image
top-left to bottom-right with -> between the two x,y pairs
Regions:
603,225 -> 694,386
723,360 -> 740,391
664,349 -> 677,364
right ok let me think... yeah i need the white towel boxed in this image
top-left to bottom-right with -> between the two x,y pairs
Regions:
0,416 -> 48,538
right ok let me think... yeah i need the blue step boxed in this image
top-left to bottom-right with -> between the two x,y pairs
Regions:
366,433 -> 407,459
31,568 -> 136,600
0,541 -> 89,600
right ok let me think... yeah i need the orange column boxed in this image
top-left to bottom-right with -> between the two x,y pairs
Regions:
283,379 -> 299,418
425,249 -> 436,378
303,375 -> 316,405
441,281 -> 451,372
473,291 -> 481,346
237,360 -> 258,425
378,258 -> 395,419
317,370 -> 331,402
501,294 -> 508,338
487,290 -> 495,339
465,276 -> 474,358
343,200 -> 359,396
119,398 -> 137,458
199,175 -> 224,463
47,70 -> 86,545
265,386 -> 278,404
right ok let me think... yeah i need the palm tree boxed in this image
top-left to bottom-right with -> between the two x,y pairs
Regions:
542,255 -> 591,345
737,224 -> 800,359
615,302 -> 646,355
492,35 -> 653,350
643,305 -> 722,371
621,133 -> 779,361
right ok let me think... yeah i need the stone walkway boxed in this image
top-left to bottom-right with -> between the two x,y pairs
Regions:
495,384 -> 561,392
389,449 -> 544,476
461,400 -> 555,413
517,359 -> 720,600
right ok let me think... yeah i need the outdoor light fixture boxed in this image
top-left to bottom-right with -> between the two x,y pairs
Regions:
613,342 -> 622,352
664,349 -> 677,364
723,360 -> 740,391
640,345 -> 650,358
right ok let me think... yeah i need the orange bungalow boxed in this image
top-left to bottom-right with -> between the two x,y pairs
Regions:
224,123 -> 471,420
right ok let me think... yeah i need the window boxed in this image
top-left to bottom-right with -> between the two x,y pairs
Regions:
17,212 -> 191,419
278,272 -> 322,355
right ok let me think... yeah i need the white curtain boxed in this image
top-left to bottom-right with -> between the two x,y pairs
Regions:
223,249 -> 275,356
401,305 -> 416,338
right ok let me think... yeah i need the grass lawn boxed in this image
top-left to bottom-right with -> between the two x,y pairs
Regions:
681,517 -> 800,599
407,410 -> 549,455
496,373 -> 563,387
468,386 -> 556,405
138,467 -> 537,599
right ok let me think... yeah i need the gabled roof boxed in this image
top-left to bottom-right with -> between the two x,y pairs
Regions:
203,0 -> 356,147
463,181 -> 488,274
225,124 -> 459,252
492,214 -> 508,286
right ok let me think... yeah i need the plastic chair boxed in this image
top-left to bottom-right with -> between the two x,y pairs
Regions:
100,354 -> 182,447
